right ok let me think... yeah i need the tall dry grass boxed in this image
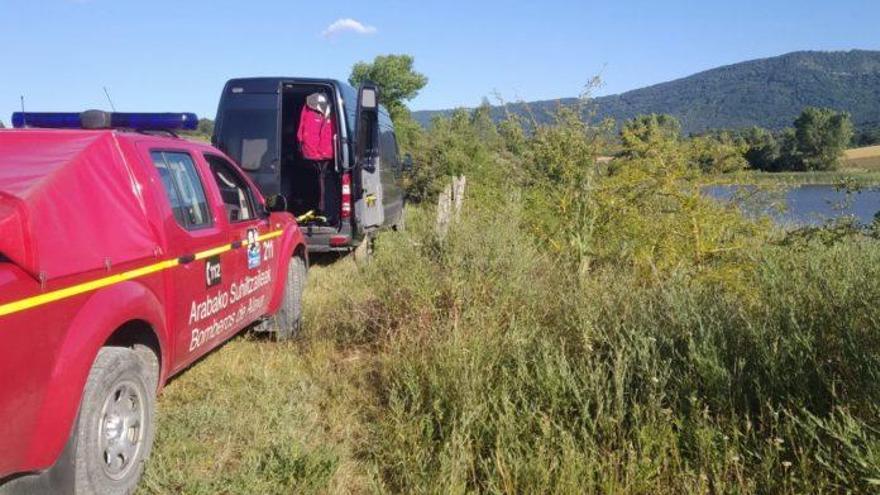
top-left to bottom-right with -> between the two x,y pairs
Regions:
843,145 -> 880,171
143,108 -> 880,494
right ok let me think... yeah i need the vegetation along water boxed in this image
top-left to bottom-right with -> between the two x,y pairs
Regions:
141,56 -> 880,494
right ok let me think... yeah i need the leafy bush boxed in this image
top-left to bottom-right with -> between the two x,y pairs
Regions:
308,106 -> 880,493
793,107 -> 854,171
688,134 -> 749,174
146,101 -> 880,493
739,108 -> 854,172
347,201 -> 879,493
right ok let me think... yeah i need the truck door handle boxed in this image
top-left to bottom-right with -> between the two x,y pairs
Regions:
178,254 -> 196,265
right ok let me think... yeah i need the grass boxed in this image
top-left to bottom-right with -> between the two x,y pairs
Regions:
140,259 -> 375,494
140,202 -> 880,494
700,146 -> 880,187
140,110 -> 880,493
704,169 -> 880,187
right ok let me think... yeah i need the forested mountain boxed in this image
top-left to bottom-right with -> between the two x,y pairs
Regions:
413,50 -> 880,134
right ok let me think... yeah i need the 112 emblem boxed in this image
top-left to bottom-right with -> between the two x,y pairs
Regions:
205,256 -> 222,288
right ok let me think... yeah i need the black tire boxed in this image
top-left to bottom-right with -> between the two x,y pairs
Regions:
73,347 -> 157,495
272,256 -> 306,341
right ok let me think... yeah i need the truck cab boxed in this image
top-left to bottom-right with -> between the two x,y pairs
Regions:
0,111 -> 307,494
212,78 -> 407,253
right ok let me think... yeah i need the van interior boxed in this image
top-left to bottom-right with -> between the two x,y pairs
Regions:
280,82 -> 341,227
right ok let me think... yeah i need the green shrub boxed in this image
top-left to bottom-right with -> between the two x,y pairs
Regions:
146,105 -> 880,494
346,198 -> 880,493
325,106 -> 880,493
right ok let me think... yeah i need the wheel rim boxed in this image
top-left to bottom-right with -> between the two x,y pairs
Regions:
97,380 -> 145,480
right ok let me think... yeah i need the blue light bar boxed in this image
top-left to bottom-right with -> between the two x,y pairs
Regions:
12,112 -> 81,129
11,111 -> 199,131
110,112 -> 199,131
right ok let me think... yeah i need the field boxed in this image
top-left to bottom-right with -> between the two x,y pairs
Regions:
140,258 -> 370,494
139,109 -> 880,494
704,169 -> 880,187
142,213 -> 880,494
843,145 -> 880,171
140,213 -> 880,493
702,145 -> 880,187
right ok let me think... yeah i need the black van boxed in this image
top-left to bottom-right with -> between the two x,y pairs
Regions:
212,77 -> 407,253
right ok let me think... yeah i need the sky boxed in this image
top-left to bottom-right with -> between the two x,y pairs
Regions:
1,0 -> 879,124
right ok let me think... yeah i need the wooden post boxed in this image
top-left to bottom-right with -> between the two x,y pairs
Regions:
452,175 -> 466,222
436,175 -> 466,240
436,183 -> 452,240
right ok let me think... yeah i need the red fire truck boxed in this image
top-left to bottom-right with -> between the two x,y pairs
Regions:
0,111 -> 307,494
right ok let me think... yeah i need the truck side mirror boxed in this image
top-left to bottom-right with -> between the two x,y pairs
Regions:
402,153 -> 414,172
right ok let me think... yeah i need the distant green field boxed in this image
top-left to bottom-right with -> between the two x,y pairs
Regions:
701,146 -> 880,187
706,169 -> 880,187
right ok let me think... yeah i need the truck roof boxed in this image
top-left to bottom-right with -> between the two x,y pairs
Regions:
0,129 -> 204,281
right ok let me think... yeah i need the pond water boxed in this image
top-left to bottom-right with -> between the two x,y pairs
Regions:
704,184 -> 880,227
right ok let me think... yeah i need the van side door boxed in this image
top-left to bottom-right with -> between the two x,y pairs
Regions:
353,83 -> 384,232
378,111 -> 405,226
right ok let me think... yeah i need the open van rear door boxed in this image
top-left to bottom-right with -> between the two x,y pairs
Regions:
212,80 -> 282,196
353,83 -> 384,233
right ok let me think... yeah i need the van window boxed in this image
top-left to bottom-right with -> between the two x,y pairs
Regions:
218,109 -> 277,171
204,154 -> 257,223
378,111 -> 399,172
339,83 -> 358,138
151,151 -> 212,230
388,132 -> 401,172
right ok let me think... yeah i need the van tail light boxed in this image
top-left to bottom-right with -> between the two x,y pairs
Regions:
341,172 -> 352,220
329,235 -> 350,247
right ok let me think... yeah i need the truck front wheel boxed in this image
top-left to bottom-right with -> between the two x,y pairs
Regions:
74,346 -> 157,494
272,255 -> 306,341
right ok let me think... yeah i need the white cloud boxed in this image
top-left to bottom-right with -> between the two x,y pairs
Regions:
322,18 -> 377,38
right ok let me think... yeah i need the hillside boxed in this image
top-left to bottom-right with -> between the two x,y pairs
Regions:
413,50 -> 880,134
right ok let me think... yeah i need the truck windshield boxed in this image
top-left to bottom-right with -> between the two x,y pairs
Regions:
218,109 -> 277,172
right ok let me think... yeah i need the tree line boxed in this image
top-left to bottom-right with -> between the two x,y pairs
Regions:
619,106 -> 857,174
717,107 -> 855,172
321,55 -> 880,494
344,54 -> 868,180
5,54 -> 866,177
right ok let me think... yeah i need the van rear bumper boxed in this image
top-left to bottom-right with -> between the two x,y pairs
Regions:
300,225 -> 360,253
305,241 -> 350,253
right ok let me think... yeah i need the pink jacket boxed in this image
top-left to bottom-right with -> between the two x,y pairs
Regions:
297,106 -> 336,161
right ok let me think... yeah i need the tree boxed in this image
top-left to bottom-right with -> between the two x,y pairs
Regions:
852,125 -> 880,147
349,54 -> 428,122
196,118 -> 214,136
741,127 -> 781,171
0,120 -> 5,129
688,134 -> 748,174
619,114 -> 681,160
793,107 -> 854,171
776,128 -> 802,171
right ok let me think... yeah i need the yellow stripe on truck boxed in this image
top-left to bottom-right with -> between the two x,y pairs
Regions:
0,230 -> 285,317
